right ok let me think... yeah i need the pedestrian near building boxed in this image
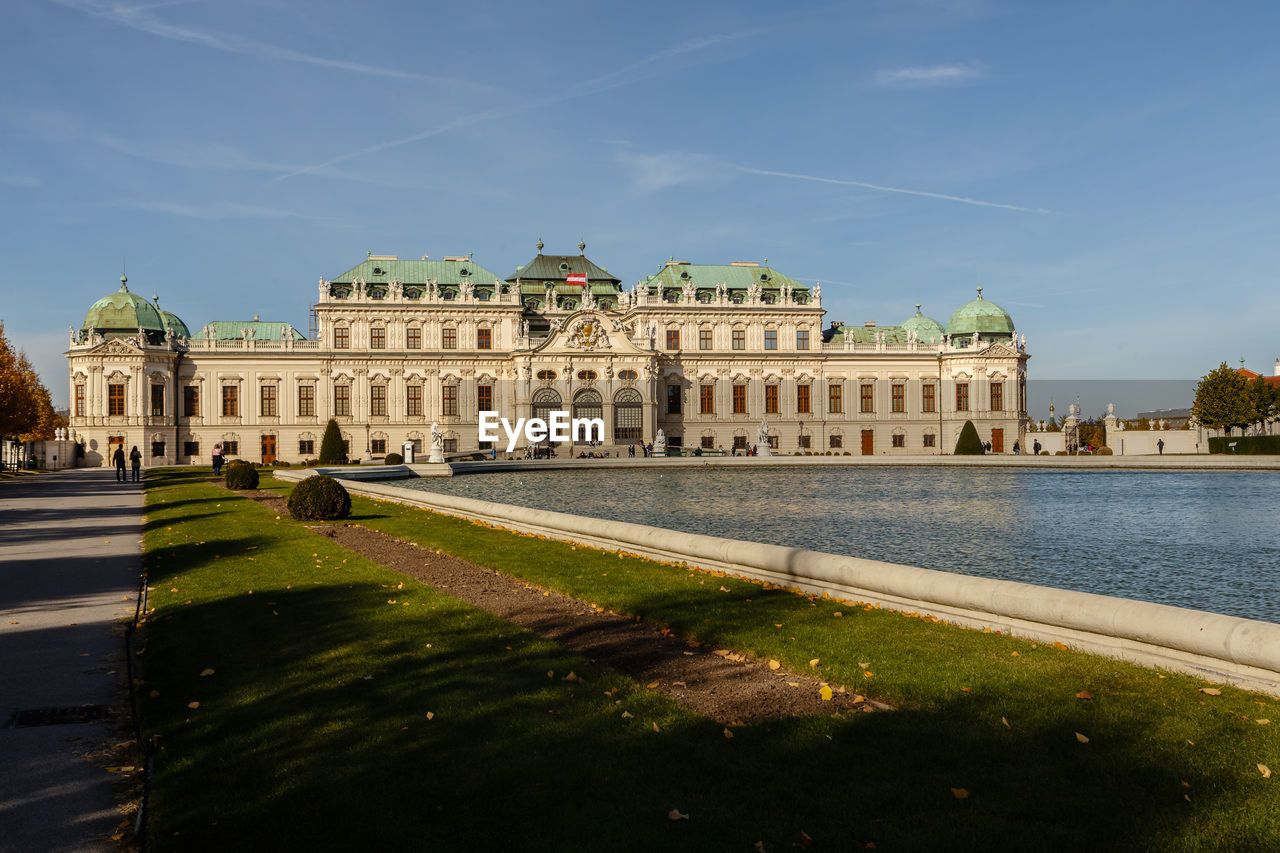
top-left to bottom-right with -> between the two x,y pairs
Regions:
129,446 -> 142,482
1157,438 -> 1165,455
112,445 -> 126,482
211,443 -> 224,475
1033,440 -> 1042,456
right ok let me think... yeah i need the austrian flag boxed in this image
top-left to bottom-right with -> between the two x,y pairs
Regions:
566,273 -> 587,287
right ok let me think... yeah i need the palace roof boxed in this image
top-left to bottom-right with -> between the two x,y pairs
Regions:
329,256 -> 502,286
641,261 -> 810,296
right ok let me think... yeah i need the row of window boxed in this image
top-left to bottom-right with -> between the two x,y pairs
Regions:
666,328 -> 810,352
84,380 -> 1008,419
333,326 -> 492,350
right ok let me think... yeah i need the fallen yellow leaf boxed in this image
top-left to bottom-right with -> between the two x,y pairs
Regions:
646,681 -> 659,689
1075,732 -> 1090,744
668,809 -> 689,820
621,711 -> 634,719
1075,691 -> 1094,700
199,668 -> 215,677
1260,764 -> 1272,779
1001,716 -> 1011,729
819,685 -> 833,701
1258,719 -> 1271,725
1199,687 -> 1223,696
863,670 -> 874,678
951,787 -> 970,799
652,722 -> 660,732
187,701 -> 200,710
1052,641 -> 1068,651
723,728 -> 734,739
809,658 -> 820,668
768,660 -> 780,670
426,712 -> 435,720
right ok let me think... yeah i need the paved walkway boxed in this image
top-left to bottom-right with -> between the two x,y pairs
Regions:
0,469 -> 144,852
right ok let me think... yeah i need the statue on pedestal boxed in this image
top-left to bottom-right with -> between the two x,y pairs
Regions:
653,429 -> 667,456
757,419 -> 772,456
428,421 -> 445,463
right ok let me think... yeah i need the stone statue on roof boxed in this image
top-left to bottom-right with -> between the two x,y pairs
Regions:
747,281 -> 761,303
812,283 -> 821,302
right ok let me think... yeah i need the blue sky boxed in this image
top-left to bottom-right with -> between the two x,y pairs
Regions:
4,0 -> 1279,411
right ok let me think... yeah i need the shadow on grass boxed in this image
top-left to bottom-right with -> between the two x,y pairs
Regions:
138,577 -> 1260,853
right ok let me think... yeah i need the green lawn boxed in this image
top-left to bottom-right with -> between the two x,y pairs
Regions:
141,469 -> 1279,851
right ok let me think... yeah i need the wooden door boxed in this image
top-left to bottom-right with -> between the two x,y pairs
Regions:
991,428 -> 1004,453
261,434 -> 277,464
861,429 -> 874,455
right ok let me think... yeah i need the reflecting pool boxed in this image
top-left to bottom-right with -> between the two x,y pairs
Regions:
397,467 -> 1280,623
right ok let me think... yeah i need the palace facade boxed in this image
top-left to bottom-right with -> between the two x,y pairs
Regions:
66,244 -> 1030,465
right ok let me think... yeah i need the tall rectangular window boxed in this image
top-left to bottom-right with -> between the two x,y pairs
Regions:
477,385 -> 493,414
764,329 -> 778,350
891,383 -> 905,413
860,383 -> 874,413
334,326 -> 349,348
923,434 -> 937,448
442,385 -> 458,416
922,384 -> 936,413
892,434 -> 905,448
732,384 -> 747,414
371,385 -> 386,417
956,382 -> 970,412
732,328 -> 745,350
796,329 -> 810,350
699,384 -> 715,415
298,439 -> 314,456
370,327 -> 385,348
371,439 -> 386,454
797,385 -> 811,414
666,329 -> 680,350
183,386 -> 199,417
830,434 -> 843,449
477,328 -> 492,350
765,384 -> 779,415
667,384 -> 681,414
260,385 -> 277,417
108,383 -> 125,416
699,328 -> 713,350
407,385 -> 422,416
442,327 -> 457,349
150,384 -> 165,417
406,326 -> 421,349
990,382 -> 1004,411
298,385 -> 314,417
828,383 -> 842,414
334,385 -> 350,417
221,385 -> 238,417
74,384 -> 85,417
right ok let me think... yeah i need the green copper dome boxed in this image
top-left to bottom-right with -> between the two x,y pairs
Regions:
944,287 -> 1015,339
81,276 -> 169,341
900,303 -> 945,343
151,293 -> 191,339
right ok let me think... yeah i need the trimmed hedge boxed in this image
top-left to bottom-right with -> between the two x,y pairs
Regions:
384,452 -> 404,465
319,419 -> 345,465
287,474 -> 351,521
954,421 -> 984,455
1208,435 -> 1280,455
224,462 -> 260,490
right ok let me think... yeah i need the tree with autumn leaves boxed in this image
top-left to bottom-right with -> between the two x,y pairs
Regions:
0,321 -> 64,445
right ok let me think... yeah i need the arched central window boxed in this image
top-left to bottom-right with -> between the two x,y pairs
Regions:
531,388 -> 562,439
613,388 -> 643,442
573,389 -> 603,444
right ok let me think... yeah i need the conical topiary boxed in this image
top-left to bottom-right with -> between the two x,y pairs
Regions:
318,418 -> 346,464
954,420 -> 985,455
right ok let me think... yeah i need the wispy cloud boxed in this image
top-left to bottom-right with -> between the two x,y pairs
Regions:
874,63 -> 984,87
107,200 -> 312,220
735,165 -> 1054,213
271,29 -> 760,184
0,175 -> 40,187
55,0 -> 485,86
613,148 -> 725,192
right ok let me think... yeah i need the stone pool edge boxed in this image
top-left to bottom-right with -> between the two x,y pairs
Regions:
274,468 -> 1280,696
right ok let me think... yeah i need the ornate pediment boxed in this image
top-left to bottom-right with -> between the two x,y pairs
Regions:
564,316 -> 612,351
981,343 -> 1020,358
88,338 -> 144,356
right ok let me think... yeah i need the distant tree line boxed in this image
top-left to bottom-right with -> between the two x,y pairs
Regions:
0,321 -> 64,446
1191,362 -> 1280,434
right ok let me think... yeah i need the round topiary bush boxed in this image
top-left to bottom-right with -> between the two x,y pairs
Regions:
384,452 -> 403,465
224,462 -> 260,490
287,474 -> 351,521
1096,446 -> 1114,455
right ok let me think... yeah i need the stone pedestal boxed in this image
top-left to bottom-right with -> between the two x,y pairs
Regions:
757,442 -> 772,457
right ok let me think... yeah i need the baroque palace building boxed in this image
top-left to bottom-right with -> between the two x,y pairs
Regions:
66,242 -> 1029,465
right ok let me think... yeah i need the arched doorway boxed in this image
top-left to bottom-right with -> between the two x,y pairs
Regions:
614,388 -> 643,443
531,388 -> 562,425
573,389 -> 603,445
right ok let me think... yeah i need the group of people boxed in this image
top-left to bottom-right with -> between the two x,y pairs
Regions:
110,444 -> 143,482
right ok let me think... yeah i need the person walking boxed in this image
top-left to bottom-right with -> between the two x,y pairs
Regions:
1157,438 -> 1165,455
129,445 -> 142,482
1033,440 -> 1042,456
211,443 -> 224,475
112,444 -> 126,482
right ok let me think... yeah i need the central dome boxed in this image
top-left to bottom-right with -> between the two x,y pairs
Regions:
900,304 -> 945,343
82,276 -> 166,339
945,287 -> 1015,340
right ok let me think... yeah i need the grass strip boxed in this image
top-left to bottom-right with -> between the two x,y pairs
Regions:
144,469 -> 1278,851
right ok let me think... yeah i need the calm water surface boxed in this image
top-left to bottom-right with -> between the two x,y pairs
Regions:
398,467 -> 1280,623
